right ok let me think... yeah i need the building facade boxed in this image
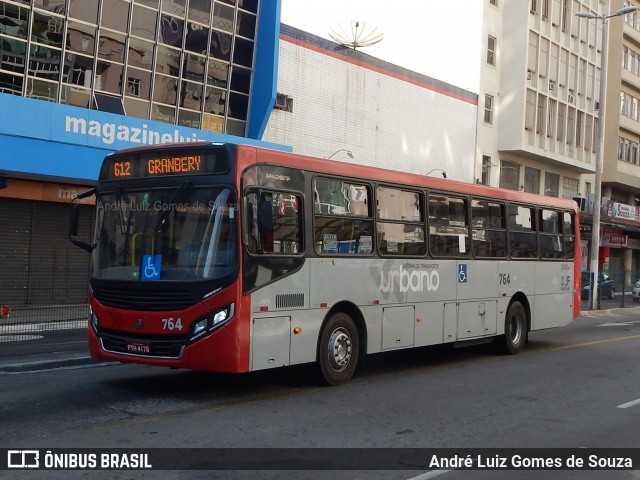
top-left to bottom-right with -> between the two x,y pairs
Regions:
0,0 -> 278,136
603,0 -> 640,285
479,0 -> 640,285
262,25 -> 478,182
0,0 -> 282,304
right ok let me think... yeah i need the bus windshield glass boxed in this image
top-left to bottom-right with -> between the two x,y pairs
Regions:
91,185 -> 237,282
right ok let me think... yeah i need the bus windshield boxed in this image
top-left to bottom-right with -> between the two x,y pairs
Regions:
91,185 -> 237,282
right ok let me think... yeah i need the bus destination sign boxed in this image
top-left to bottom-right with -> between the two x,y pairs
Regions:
113,156 -> 201,178
102,150 -> 228,180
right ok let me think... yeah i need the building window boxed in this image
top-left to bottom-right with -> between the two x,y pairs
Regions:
544,172 -> 560,197
528,32 -> 538,74
584,115 -> 593,150
547,99 -> 556,137
482,155 -> 492,185
487,36 -> 496,66
536,94 -> 546,134
524,167 -> 540,194
484,94 -> 494,124
127,77 -> 141,97
562,177 -> 579,199
557,103 -> 566,141
499,161 -> 520,191
525,89 -> 536,130
576,111 -> 583,146
566,107 -> 575,144
490,0 -> 498,6
531,0 -> 538,14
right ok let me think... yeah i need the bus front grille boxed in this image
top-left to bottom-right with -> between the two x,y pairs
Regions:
93,287 -> 198,311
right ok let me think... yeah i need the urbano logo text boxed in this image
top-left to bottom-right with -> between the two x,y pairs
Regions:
379,264 -> 440,293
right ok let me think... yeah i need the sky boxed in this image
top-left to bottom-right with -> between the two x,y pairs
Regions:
280,0 -> 484,92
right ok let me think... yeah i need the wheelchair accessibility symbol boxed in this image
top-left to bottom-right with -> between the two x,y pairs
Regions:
458,264 -> 467,283
141,254 -> 162,281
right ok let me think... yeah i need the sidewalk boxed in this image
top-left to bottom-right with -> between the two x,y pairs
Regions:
3,302 -> 639,374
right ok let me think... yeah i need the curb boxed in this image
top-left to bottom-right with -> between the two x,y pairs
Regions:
0,355 -> 103,373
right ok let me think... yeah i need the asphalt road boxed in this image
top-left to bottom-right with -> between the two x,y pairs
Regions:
2,307 -> 640,479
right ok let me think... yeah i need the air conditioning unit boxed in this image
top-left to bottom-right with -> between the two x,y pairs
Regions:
527,70 -> 533,81
549,80 -> 555,90
274,94 -> 287,109
568,93 -> 575,104
273,93 -> 293,112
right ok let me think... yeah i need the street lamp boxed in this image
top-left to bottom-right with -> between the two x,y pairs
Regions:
327,149 -> 354,159
575,4 -> 636,310
425,168 -> 447,178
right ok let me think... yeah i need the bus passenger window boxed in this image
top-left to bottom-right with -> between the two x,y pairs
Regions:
245,190 -> 302,255
428,193 -> 469,257
471,199 -> 506,258
313,177 -> 373,256
508,204 -> 537,258
377,186 -> 425,256
563,211 -> 576,259
539,209 -> 563,259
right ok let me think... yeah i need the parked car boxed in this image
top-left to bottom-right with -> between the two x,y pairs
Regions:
633,280 -> 640,303
581,272 -> 615,300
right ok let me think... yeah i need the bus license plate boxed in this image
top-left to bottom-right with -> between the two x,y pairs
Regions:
126,341 -> 150,354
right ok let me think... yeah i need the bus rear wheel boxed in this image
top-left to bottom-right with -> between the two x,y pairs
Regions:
317,312 -> 359,386
496,301 -> 527,355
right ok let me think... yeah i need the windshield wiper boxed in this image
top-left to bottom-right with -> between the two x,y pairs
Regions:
155,180 -> 192,233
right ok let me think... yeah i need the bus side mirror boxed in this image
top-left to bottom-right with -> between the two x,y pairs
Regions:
241,197 -> 253,247
69,203 -> 80,237
69,191 -> 96,253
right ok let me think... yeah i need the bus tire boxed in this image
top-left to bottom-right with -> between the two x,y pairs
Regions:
317,312 -> 359,386
496,301 -> 527,355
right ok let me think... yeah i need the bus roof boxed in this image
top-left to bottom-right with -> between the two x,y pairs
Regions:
237,144 -> 578,211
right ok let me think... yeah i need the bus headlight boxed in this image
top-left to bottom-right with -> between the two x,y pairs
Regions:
190,304 -> 234,341
89,305 -> 99,332
193,318 -> 208,336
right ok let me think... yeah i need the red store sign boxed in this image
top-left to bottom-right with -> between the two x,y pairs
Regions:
601,227 -> 628,247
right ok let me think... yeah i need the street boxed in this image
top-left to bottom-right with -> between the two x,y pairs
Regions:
2,308 -> 640,479
0,293 -> 634,358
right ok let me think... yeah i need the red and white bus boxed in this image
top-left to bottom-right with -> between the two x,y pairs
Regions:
70,142 -> 581,385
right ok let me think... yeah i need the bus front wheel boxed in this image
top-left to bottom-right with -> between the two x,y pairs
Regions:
317,312 -> 359,386
496,301 -> 527,355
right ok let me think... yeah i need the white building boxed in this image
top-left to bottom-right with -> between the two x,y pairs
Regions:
262,25 -> 478,183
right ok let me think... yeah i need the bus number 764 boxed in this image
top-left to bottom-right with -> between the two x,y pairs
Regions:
499,273 -> 511,285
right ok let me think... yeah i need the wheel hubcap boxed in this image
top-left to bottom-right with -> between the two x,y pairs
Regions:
327,327 -> 352,372
508,315 -> 522,344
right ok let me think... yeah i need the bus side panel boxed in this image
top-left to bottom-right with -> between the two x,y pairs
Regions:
414,302 -> 445,346
532,261 -> 575,330
405,261 -> 451,346
454,260 -> 498,301
310,257 -> 388,353
497,261 -> 535,335
248,262 -> 312,370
